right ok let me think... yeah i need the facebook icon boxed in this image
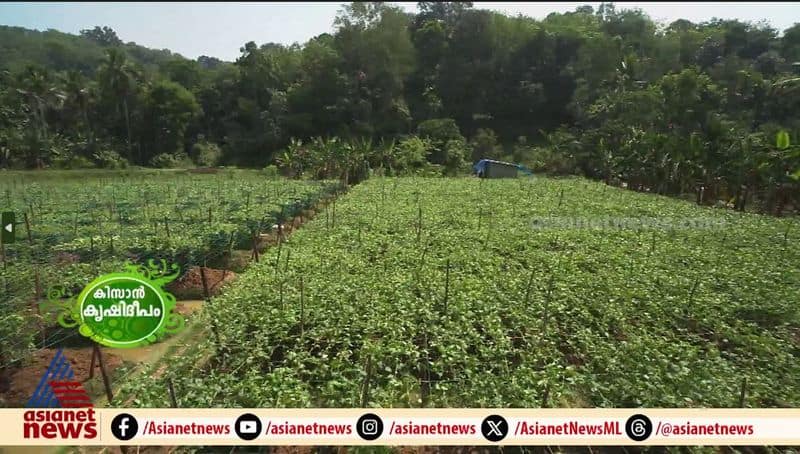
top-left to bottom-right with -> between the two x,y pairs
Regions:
111,413 -> 139,441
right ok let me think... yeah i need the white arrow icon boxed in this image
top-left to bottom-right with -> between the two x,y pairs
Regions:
3,224 -> 11,233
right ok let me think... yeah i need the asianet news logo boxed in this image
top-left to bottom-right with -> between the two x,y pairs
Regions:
23,349 -> 98,439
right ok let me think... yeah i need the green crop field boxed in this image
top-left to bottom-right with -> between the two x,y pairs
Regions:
0,169 -> 341,372
116,176 -> 800,408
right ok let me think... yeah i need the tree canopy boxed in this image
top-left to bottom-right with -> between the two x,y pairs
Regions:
0,3 -> 798,212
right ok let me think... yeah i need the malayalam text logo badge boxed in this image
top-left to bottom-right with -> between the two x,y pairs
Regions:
43,260 -> 185,348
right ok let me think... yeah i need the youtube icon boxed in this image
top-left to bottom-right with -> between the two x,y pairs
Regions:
234,413 -> 261,441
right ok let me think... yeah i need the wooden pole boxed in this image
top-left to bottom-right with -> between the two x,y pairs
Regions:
332,198 -> 336,228
199,265 -> 210,299
167,378 -> 178,408
416,204 -> 422,244
251,231 -> 260,263
88,345 -> 98,379
739,377 -> 747,407
299,276 -> 305,338
24,212 -> 32,245
542,383 -> 551,408
523,268 -> 535,305
360,355 -> 373,408
94,343 -> 113,403
279,281 -> 285,310
442,259 -> 450,314
541,274 -> 555,338
34,267 -> 42,299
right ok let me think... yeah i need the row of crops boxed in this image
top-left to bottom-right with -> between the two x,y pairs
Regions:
0,170 -> 342,373
117,176 -> 800,408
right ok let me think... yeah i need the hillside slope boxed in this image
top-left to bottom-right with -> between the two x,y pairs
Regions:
0,25 -> 200,75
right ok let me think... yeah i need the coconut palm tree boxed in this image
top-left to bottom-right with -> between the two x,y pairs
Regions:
62,70 -> 95,148
98,48 -> 138,162
15,66 -> 65,167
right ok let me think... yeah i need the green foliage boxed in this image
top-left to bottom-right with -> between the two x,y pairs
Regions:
441,138 -> 470,175
262,164 -> 279,178
92,149 -> 128,169
417,118 -> 466,171
191,141 -> 222,167
0,171 -> 340,372
141,79 -> 200,158
776,130 -> 791,149
470,128 -> 502,161
149,152 -> 192,169
79,26 -> 122,47
392,136 -> 431,172
0,3 -> 798,207
116,177 -> 800,408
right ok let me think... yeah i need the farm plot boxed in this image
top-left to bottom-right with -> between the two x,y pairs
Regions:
0,170 -> 341,382
120,176 -> 797,408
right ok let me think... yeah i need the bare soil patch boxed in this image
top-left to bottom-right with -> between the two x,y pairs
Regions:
0,348 -> 123,407
166,266 -> 236,300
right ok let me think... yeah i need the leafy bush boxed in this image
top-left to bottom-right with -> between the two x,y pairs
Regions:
441,138 -> 470,175
417,119 -> 467,173
262,164 -> 279,178
92,149 -> 129,169
52,154 -> 95,169
470,128 -> 503,161
388,136 -> 431,174
149,152 -> 192,169
417,118 -> 464,145
191,141 -> 222,167
415,162 -> 444,177
525,146 -> 578,175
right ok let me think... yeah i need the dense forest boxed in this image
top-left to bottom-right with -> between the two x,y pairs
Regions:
1,2 -> 799,212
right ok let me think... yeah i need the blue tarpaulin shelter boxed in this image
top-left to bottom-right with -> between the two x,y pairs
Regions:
473,159 -> 533,178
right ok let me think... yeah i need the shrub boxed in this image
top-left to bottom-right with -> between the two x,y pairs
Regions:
191,141 -> 223,167
415,162 -> 444,177
92,150 -> 129,169
525,146 -> 578,175
417,118 -> 466,169
442,138 -> 470,176
393,136 -> 431,173
262,164 -> 279,178
470,128 -> 503,161
149,152 -> 192,169
417,118 -> 463,145
52,154 -> 96,169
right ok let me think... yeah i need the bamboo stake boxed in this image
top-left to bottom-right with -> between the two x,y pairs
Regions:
442,259 -> 451,314
299,276 -> 305,338
24,212 -> 32,245
739,377 -> 747,407
167,378 -> 178,408
94,343 -> 113,403
88,345 -> 98,379
199,265 -> 210,299
360,355 -> 373,407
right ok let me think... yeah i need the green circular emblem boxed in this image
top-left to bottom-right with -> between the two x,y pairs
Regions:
42,261 -> 185,349
78,275 -> 167,348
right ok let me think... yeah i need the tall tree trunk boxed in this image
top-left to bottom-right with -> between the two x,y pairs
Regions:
83,107 -> 95,151
123,98 -> 132,163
